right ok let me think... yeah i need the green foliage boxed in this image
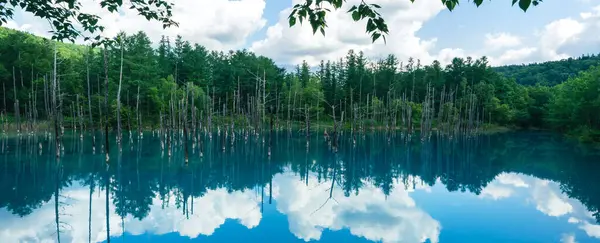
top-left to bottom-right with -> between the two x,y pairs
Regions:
493,54 -> 600,86
1,26 -> 599,139
0,27 -> 285,128
546,66 -> 600,133
0,0 -> 177,45
290,0 -> 541,43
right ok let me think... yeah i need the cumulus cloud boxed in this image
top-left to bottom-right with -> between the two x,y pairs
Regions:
482,5 -> 600,65
271,170 -> 440,243
251,0 -> 447,66
479,184 -> 514,200
249,0 -> 600,67
580,222 -> 600,238
531,180 -> 574,217
8,0 -> 267,50
561,233 -> 577,243
496,173 -> 530,188
0,185 -> 262,243
125,188 -> 262,238
484,33 -> 522,50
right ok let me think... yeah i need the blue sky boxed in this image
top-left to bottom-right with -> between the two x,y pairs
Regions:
7,0 -> 600,66
417,0 -> 595,53
245,0 -> 600,66
249,0 -> 594,51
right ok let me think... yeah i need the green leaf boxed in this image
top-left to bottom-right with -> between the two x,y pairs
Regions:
372,32 -> 381,42
351,11 -> 360,21
512,0 -> 518,6
310,21 -> 318,34
289,16 -> 296,27
474,0 -> 483,6
366,18 -> 375,32
445,0 -> 456,11
371,4 -> 381,8
519,0 -> 531,11
332,0 -> 343,8
319,27 -> 325,36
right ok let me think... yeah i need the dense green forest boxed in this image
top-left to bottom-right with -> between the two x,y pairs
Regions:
0,27 -> 599,142
493,54 -> 600,86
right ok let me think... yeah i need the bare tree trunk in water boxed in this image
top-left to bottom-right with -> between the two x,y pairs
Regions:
86,48 -> 95,147
116,39 -> 124,148
52,44 -> 60,158
136,85 -> 141,138
13,66 -> 20,133
103,47 -> 110,160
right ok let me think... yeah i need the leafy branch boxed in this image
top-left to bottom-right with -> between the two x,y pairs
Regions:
288,0 -> 542,43
0,0 -> 178,47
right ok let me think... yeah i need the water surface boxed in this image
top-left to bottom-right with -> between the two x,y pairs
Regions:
1,131 -> 600,243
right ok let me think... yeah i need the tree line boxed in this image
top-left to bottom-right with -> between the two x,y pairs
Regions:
0,27 -> 598,143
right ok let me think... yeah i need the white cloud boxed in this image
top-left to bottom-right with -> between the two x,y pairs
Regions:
9,0 -> 267,50
569,217 -> 581,224
484,33 -> 522,50
251,0 -> 447,66
561,233 -> 577,243
537,18 -> 585,60
0,184 -> 262,243
496,173 -> 530,188
531,180 -> 574,217
125,188 -> 262,238
272,170 -> 440,243
482,6 -> 600,65
480,185 -> 514,200
580,222 -> 600,238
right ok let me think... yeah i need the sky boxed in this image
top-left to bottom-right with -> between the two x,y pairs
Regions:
5,0 -> 600,67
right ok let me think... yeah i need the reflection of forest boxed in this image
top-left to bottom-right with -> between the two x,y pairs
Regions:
1,131 -> 599,222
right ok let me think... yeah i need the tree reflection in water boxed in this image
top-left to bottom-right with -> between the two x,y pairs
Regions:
0,131 -> 599,242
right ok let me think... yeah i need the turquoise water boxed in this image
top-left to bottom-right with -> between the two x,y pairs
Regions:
1,131 -> 599,243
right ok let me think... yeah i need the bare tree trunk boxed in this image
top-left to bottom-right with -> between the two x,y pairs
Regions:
116,39 -> 124,147
52,44 -> 60,158
86,49 -> 95,146
103,47 -> 110,159
183,84 -> 189,163
136,85 -> 141,138
13,66 -> 20,133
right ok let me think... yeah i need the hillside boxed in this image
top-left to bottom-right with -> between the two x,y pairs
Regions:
492,54 -> 600,86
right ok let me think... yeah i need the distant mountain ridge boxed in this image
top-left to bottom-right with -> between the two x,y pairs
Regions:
492,54 -> 600,86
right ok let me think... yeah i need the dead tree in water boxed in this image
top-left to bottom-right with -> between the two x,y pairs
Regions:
116,37 -> 124,148
52,44 -> 60,158
183,84 -> 190,163
103,46 -> 110,159
13,66 -> 20,133
304,104 -> 310,139
136,85 -> 141,138
86,49 -> 95,146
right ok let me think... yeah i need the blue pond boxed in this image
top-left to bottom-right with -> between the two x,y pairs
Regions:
0,131 -> 599,243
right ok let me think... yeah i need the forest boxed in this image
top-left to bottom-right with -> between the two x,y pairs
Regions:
0,26 -> 599,143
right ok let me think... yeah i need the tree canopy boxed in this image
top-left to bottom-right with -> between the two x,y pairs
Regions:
2,26 -> 599,144
289,0 -> 542,43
